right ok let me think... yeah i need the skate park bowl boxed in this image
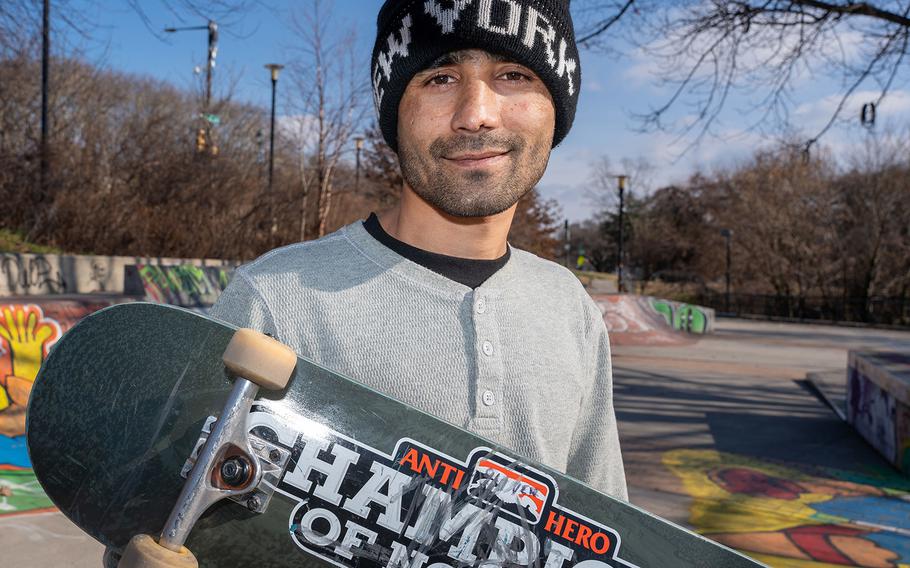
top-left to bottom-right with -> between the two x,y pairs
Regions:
592,294 -> 716,346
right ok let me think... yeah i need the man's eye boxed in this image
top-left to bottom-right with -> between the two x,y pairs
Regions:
503,71 -> 531,81
427,73 -> 455,85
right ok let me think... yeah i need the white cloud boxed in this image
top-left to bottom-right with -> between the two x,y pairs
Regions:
277,114 -> 319,150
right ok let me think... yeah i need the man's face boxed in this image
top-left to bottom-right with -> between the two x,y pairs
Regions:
397,49 -> 555,218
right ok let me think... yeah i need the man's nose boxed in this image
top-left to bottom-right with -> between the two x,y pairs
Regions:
450,77 -> 501,134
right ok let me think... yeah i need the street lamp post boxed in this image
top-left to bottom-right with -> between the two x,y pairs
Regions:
354,137 -> 365,192
265,64 -> 284,243
616,175 -> 627,293
720,228 -> 733,312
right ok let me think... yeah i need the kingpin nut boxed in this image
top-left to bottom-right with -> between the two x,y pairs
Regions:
220,456 -> 250,487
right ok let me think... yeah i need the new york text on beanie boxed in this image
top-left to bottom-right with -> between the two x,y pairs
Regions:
372,0 -> 580,152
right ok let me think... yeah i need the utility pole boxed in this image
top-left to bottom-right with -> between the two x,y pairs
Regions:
616,175 -> 627,293
265,64 -> 284,244
165,20 -> 218,154
40,0 -> 50,199
206,21 -> 217,115
563,220 -> 571,269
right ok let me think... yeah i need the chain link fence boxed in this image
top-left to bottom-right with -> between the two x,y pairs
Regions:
695,292 -> 910,327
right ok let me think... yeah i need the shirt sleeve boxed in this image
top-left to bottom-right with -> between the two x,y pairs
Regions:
564,301 -> 628,501
209,270 -> 280,339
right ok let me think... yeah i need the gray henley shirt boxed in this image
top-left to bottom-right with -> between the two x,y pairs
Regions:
209,220 -> 627,500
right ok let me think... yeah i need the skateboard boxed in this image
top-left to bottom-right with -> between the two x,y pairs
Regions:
26,302 -> 765,567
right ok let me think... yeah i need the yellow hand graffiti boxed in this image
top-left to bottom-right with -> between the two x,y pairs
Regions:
0,305 -> 60,435
0,305 -> 59,384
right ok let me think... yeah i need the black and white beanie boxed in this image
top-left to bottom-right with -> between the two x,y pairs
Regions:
372,0 -> 580,152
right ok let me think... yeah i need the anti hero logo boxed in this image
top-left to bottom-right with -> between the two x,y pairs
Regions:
250,406 -> 636,568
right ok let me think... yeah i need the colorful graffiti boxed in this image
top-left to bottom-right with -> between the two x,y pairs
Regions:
0,304 -> 60,516
126,264 -> 232,307
592,295 -> 715,346
0,301 -> 112,516
651,299 -> 712,334
665,449 -> 910,567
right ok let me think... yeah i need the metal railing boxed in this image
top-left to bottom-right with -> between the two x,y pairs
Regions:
695,292 -> 910,327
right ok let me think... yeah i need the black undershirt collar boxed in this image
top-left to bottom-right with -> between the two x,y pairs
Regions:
362,212 -> 510,289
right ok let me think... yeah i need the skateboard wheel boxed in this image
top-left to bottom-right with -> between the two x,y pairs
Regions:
118,534 -> 198,568
222,328 -> 296,390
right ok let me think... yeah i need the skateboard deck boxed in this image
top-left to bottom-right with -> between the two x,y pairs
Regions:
27,302 -> 764,567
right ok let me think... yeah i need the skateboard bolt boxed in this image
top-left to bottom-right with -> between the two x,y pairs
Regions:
269,449 -> 281,462
220,457 -> 250,487
247,495 -> 262,511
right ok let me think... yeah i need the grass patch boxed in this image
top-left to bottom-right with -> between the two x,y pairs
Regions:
0,229 -> 63,254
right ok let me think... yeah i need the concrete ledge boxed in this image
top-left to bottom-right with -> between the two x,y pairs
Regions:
0,252 -> 236,297
846,350 -> 910,474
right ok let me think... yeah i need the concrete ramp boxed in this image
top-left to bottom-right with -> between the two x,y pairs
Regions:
592,294 -> 715,346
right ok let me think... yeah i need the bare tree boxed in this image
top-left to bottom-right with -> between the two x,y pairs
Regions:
574,1 -> 910,152
587,154 -> 655,212
286,0 -> 370,239
360,122 -> 403,210
508,189 -> 562,259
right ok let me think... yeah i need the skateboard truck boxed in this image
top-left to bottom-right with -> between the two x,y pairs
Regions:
178,414 -> 290,514
118,329 -> 297,568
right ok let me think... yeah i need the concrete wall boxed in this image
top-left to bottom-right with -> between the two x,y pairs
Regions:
847,350 -> 910,473
0,252 -> 236,297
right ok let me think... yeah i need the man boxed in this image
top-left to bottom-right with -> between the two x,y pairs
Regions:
211,0 -> 626,500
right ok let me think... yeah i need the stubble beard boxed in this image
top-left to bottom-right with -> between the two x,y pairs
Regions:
398,132 -> 550,218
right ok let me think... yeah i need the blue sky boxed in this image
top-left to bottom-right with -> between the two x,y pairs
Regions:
64,0 -> 910,222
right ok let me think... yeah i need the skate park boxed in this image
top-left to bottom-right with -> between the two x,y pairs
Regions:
4,0 -> 910,565
1,253 -> 908,567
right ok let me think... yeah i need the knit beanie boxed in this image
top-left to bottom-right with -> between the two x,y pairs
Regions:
372,0 -> 580,153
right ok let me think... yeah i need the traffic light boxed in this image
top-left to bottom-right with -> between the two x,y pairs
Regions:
196,128 -> 206,152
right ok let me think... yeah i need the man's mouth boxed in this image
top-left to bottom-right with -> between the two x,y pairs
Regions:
443,150 -> 511,168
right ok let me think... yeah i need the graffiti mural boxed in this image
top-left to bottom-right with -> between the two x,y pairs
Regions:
651,299 -> 712,334
665,449 -> 910,567
126,264 -> 232,307
0,301 -> 113,516
0,304 -> 61,516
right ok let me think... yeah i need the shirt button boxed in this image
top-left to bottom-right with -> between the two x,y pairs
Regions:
476,298 -> 486,314
482,341 -> 494,356
482,390 -> 496,406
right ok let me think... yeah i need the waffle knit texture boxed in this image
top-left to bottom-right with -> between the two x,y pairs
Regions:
372,0 -> 580,151
210,220 -> 627,500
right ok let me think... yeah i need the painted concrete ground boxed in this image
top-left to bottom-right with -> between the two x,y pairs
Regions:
614,319 -> 910,567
